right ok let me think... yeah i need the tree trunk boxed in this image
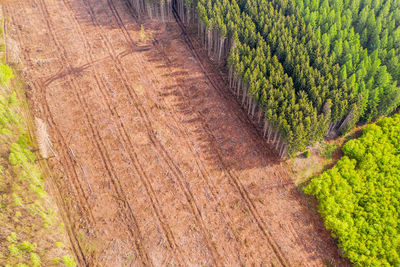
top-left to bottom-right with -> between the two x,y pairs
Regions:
236,79 -> 241,96
229,67 -> 233,88
218,37 -> 225,61
279,144 -> 286,158
241,85 -> 247,106
207,29 -> 212,56
275,136 -> 281,150
267,127 -> 273,141
273,130 -> 279,143
248,97 -> 252,115
251,100 -> 256,118
161,2 -> 165,22
263,120 -> 268,137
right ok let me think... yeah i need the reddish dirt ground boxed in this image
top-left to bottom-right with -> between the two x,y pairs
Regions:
5,0 -> 349,266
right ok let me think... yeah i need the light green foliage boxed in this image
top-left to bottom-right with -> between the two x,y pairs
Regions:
8,92 -> 19,106
62,255 -> 77,267
305,114 -> 400,266
18,241 -> 37,252
30,252 -> 41,267
6,232 -> 18,243
38,208 -> 55,228
14,211 -> 22,222
304,150 -> 311,158
0,63 -> 13,86
8,244 -> 21,257
140,25 -> 147,42
12,193 -> 23,206
52,257 -> 61,265
55,242 -> 64,248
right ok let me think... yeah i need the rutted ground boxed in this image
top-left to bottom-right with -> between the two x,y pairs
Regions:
5,0 -> 348,265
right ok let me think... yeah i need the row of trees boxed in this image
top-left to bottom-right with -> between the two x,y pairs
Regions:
130,0 -> 400,156
305,114 -> 400,266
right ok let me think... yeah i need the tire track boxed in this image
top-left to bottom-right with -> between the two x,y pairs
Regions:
113,22 -> 246,262
7,6 -> 93,227
59,0 -> 187,264
170,7 -> 290,267
81,0 -> 222,264
100,4 -> 248,261
93,1 -> 245,262
32,0 -> 152,265
106,0 -> 224,263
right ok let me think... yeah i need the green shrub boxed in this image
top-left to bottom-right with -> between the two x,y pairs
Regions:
8,244 -> 21,257
0,39 -> 72,267
304,150 -> 311,158
62,255 -> 77,267
52,257 -> 61,265
8,92 -> 18,106
55,242 -> 64,248
9,152 -> 18,165
12,193 -> 23,206
0,63 -> 14,86
14,211 -> 22,222
29,184 -> 47,198
6,232 -> 18,243
18,241 -> 36,252
30,252 -> 41,267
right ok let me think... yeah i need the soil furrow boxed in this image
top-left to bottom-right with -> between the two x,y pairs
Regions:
81,0 -> 222,264
59,0 -> 187,264
32,0 -> 152,264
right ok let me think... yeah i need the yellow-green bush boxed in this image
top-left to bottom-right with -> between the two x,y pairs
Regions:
305,114 -> 400,266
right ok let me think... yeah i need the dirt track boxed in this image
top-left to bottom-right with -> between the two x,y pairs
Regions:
5,0 -> 349,266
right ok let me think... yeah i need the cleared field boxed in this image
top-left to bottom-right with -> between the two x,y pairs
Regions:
5,0 -> 348,265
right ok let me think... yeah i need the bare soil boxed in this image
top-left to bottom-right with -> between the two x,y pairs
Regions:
4,0 -> 349,266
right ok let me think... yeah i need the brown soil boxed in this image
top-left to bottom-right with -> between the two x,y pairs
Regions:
4,0 -> 350,266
